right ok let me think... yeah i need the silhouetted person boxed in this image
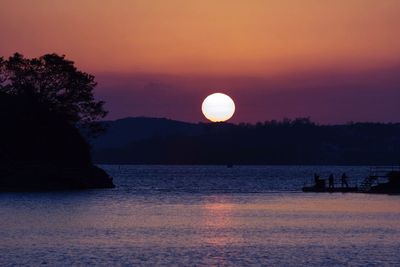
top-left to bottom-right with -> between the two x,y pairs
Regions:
328,174 -> 334,189
314,173 -> 325,190
341,173 -> 349,188
314,173 -> 319,185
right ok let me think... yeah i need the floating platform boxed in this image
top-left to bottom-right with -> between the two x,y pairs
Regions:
302,186 -> 358,193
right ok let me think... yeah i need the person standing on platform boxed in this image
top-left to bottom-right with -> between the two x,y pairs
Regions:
328,174 -> 335,189
341,173 -> 349,188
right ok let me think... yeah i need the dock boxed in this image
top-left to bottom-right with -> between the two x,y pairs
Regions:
302,166 -> 400,194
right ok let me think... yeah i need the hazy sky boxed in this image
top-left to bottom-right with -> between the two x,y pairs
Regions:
1,0 -> 400,123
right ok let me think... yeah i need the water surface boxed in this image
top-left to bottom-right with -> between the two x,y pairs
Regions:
0,165 -> 399,266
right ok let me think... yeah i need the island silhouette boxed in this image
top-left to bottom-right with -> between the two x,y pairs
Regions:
0,53 -> 114,191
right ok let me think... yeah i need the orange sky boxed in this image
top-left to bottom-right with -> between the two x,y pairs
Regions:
1,0 -> 400,75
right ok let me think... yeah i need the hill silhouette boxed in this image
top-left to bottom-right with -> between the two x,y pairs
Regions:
90,117 -> 203,149
92,117 -> 400,165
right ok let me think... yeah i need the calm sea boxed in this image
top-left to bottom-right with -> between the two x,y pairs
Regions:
0,165 -> 399,266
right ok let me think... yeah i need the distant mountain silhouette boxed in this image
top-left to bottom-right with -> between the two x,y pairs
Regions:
92,117 -> 400,165
90,117 -> 204,149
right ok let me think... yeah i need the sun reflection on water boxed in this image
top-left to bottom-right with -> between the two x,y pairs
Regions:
200,196 -> 241,247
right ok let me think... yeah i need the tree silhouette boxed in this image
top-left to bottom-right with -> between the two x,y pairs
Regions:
0,53 -> 107,135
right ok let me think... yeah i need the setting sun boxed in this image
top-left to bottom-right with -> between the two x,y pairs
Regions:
1,1 -> 399,266
201,93 -> 235,122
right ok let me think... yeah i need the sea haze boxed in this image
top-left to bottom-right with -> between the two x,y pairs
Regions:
0,165 -> 399,266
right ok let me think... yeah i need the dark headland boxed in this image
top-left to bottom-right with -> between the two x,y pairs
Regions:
0,53 -> 114,191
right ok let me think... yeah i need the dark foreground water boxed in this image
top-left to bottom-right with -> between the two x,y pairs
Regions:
0,165 -> 399,266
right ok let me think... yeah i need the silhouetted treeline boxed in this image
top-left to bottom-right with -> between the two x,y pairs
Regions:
93,117 -> 400,165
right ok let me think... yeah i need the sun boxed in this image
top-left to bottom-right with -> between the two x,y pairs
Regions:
201,93 -> 235,122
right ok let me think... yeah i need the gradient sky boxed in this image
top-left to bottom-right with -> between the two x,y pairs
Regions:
1,0 -> 400,123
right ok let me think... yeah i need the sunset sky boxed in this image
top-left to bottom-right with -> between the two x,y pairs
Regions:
1,0 -> 400,123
